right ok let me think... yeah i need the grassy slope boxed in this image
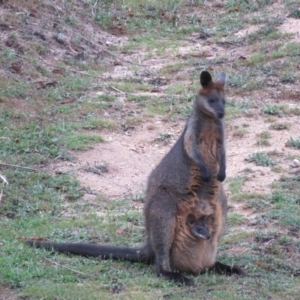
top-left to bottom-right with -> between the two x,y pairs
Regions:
0,0 -> 300,299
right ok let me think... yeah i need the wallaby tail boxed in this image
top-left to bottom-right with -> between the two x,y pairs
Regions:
25,240 -> 154,264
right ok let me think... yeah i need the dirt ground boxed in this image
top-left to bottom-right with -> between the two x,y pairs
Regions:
0,285 -> 20,300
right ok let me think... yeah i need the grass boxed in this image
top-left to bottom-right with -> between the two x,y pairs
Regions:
226,213 -> 246,226
1,0 -> 300,299
269,123 -> 290,131
261,105 -> 283,116
232,126 -> 248,138
83,118 -> 117,130
247,152 -> 275,166
286,137 -> 300,149
227,176 -> 245,195
256,131 -> 272,146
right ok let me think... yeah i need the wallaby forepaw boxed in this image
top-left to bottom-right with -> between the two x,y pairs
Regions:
201,169 -> 211,182
201,175 -> 210,182
217,172 -> 226,182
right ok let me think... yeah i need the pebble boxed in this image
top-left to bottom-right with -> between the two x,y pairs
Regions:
291,159 -> 300,168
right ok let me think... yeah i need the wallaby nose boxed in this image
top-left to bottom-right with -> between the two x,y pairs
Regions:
206,234 -> 211,240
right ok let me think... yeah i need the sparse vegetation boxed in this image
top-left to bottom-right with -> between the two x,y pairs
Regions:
227,176 -> 245,195
269,123 -> 291,130
227,213 -> 246,226
286,137 -> 300,149
233,126 -> 248,138
256,130 -> 272,146
1,0 -> 300,299
261,105 -> 282,115
247,152 -> 275,166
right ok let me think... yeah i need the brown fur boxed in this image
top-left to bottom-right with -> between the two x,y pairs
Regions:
199,81 -> 225,95
171,198 -> 220,274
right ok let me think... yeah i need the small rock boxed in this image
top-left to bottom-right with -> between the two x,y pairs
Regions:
291,159 -> 300,168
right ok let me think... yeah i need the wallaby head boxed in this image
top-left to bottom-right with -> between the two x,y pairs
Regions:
195,71 -> 226,119
186,213 -> 211,240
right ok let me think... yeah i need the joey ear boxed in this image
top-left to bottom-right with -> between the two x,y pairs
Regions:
204,214 -> 212,221
200,71 -> 213,88
215,72 -> 226,86
186,214 -> 196,226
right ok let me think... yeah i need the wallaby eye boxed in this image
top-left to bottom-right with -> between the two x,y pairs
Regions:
209,99 -> 215,104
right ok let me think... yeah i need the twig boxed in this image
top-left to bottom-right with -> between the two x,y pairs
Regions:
0,173 -> 9,185
109,86 -> 126,94
43,257 -> 97,279
92,0 -> 98,16
0,173 -> 8,203
0,162 -> 39,172
79,34 -> 145,67
67,68 -> 95,76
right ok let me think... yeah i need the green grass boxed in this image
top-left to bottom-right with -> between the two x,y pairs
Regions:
83,118 -> 117,130
226,213 -> 246,226
256,131 -> 272,146
247,152 -> 275,166
261,105 -> 283,116
285,137 -> 300,149
227,176 -> 245,195
232,126 -> 248,138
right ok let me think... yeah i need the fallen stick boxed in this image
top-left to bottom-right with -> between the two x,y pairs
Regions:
0,163 -> 39,172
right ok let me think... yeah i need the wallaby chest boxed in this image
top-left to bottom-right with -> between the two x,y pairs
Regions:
198,119 -> 221,155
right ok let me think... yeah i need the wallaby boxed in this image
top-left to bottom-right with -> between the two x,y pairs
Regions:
26,71 -> 244,286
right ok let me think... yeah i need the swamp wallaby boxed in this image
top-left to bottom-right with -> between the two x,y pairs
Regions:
26,71 -> 244,286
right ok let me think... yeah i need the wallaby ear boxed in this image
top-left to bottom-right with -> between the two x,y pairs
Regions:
200,71 -> 213,88
186,214 -> 196,226
215,72 -> 226,86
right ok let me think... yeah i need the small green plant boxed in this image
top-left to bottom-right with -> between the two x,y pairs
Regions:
227,176 -> 245,195
286,137 -> 300,149
247,152 -> 275,166
289,107 -> 300,116
66,133 -> 104,150
153,132 -> 174,145
280,73 -> 296,84
269,123 -> 290,130
248,53 -> 265,65
227,212 -> 246,227
83,118 -> 117,130
256,131 -> 271,146
233,127 -> 248,138
271,165 -> 284,173
261,105 -> 282,115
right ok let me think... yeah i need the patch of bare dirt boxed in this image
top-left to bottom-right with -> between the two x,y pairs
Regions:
51,118 -> 184,199
234,25 -> 262,38
227,106 -> 300,194
279,18 -> 300,42
0,286 -> 20,300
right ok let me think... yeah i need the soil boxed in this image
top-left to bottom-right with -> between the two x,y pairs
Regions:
0,285 -> 20,300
